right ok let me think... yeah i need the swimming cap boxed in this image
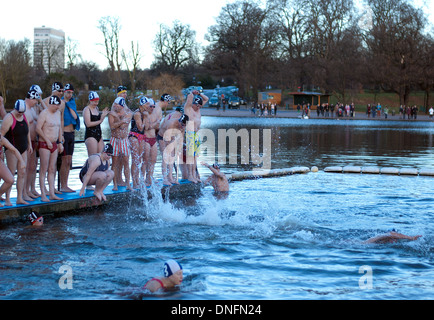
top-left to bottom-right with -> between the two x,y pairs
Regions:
193,96 -> 203,105
49,96 -> 61,105
175,106 -> 184,113
89,91 -> 99,101
178,114 -> 189,125
139,97 -> 149,106
148,98 -> 155,107
51,82 -> 64,92
26,90 -> 40,100
14,100 -> 26,113
117,86 -> 127,95
161,93 -> 173,102
164,260 -> 182,277
28,211 -> 42,225
64,83 -> 74,92
114,97 -> 126,107
103,143 -> 114,155
29,85 -> 42,95
212,163 -> 220,170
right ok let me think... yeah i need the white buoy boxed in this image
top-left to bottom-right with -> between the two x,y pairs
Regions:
311,166 -> 319,173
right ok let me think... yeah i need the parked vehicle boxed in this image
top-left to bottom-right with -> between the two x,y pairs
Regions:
228,96 -> 241,109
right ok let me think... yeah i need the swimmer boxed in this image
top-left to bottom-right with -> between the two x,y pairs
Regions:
201,161 -> 229,193
28,211 -> 43,227
143,259 -> 183,293
364,229 -> 422,244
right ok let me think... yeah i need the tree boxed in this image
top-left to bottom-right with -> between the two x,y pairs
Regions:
148,73 -> 185,114
122,41 -> 143,93
0,38 -> 32,104
152,20 -> 199,74
364,0 -> 429,105
98,16 -> 122,86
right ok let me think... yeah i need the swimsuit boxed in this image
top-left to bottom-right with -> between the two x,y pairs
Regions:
144,278 -> 165,290
186,131 -> 201,157
129,112 -> 145,142
84,108 -> 102,142
5,114 -> 29,154
110,137 -> 130,157
144,135 -> 157,147
62,132 -> 75,156
79,155 -> 110,182
38,141 -> 58,154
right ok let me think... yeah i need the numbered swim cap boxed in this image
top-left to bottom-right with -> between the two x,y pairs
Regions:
114,97 -> 126,107
139,97 -> 149,106
64,83 -> 74,92
178,114 -> 189,125
29,85 -> 42,95
117,86 -> 127,95
14,100 -> 26,113
164,260 -> 182,277
89,91 -> 99,101
28,211 -> 42,225
193,96 -> 203,106
26,90 -> 40,100
161,93 -> 173,102
51,82 -> 64,92
49,96 -> 61,105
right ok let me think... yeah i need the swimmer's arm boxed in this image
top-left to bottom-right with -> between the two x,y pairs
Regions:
79,157 -> 100,195
184,92 -> 194,110
108,113 -> 123,129
1,136 -> 25,168
144,279 -> 163,293
0,96 -> 6,118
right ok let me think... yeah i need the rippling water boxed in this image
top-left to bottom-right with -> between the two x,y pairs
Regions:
1,117 -> 433,300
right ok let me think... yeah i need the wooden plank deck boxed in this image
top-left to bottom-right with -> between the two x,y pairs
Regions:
0,179 -> 202,226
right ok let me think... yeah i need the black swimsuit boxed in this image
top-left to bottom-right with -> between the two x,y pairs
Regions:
79,155 -> 110,182
85,108 -> 102,142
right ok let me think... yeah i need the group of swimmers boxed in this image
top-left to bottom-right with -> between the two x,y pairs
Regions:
0,83 -> 229,207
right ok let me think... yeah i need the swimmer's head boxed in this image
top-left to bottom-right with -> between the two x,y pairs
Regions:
14,100 -> 26,113
161,93 -> 173,102
51,82 -> 64,93
117,86 -> 127,95
29,211 -> 43,226
26,90 -> 40,100
49,95 -> 61,106
193,96 -> 203,106
89,91 -> 99,101
29,85 -> 42,95
114,97 -> 126,107
64,83 -> 74,92
164,259 -> 182,277
212,163 -> 220,170
103,143 -> 114,156
178,114 -> 189,125
175,106 -> 184,113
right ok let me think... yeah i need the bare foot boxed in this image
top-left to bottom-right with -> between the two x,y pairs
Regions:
60,187 -> 76,193
163,179 -> 172,186
16,198 -> 30,205
41,196 -> 50,202
101,193 -> 107,201
49,194 -> 63,201
93,191 -> 102,202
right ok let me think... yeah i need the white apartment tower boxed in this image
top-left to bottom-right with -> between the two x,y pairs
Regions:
33,26 -> 65,74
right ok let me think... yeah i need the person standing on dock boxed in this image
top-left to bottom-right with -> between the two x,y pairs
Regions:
142,98 -> 160,187
184,90 -> 208,183
0,100 -> 33,206
0,133 -> 26,207
36,96 -> 64,202
59,84 -> 80,193
109,97 -> 132,190
79,143 -> 114,202
83,92 -> 109,156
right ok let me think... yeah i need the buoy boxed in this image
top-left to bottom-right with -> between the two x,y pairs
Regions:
361,166 -> 380,174
380,167 -> 400,175
419,168 -> 434,176
399,168 -> 419,176
311,166 -> 319,173
324,166 -> 343,173
343,166 -> 361,173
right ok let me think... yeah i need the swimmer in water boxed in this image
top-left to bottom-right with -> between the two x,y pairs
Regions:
364,229 -> 422,244
201,162 -> 229,192
143,260 -> 183,293
28,211 -> 43,227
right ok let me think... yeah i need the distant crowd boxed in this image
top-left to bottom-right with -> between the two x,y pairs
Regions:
0,83 -> 229,207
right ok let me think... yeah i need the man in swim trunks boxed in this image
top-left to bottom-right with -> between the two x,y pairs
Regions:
201,161 -> 229,199
42,82 -> 65,144
60,83 -> 80,193
143,259 -> 183,293
184,90 -> 208,183
1,99 -> 33,205
158,111 -> 188,185
109,97 -> 133,190
36,95 -> 64,202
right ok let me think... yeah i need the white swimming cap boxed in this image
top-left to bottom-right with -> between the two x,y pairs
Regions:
164,260 -> 182,277
14,100 -> 26,113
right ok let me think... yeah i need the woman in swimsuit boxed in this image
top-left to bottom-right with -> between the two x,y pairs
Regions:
0,133 -> 26,207
143,259 -> 183,293
142,98 -> 160,187
128,97 -> 148,189
79,143 -> 114,202
83,92 -> 109,156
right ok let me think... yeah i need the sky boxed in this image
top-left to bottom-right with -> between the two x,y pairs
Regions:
1,0 -> 433,70
1,0 -> 237,69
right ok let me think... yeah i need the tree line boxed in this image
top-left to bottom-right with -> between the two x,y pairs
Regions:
0,0 -> 433,110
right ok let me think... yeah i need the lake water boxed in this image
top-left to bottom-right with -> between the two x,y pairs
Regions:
0,117 -> 433,300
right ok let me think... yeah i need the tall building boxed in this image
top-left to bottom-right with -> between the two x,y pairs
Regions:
33,26 -> 65,74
